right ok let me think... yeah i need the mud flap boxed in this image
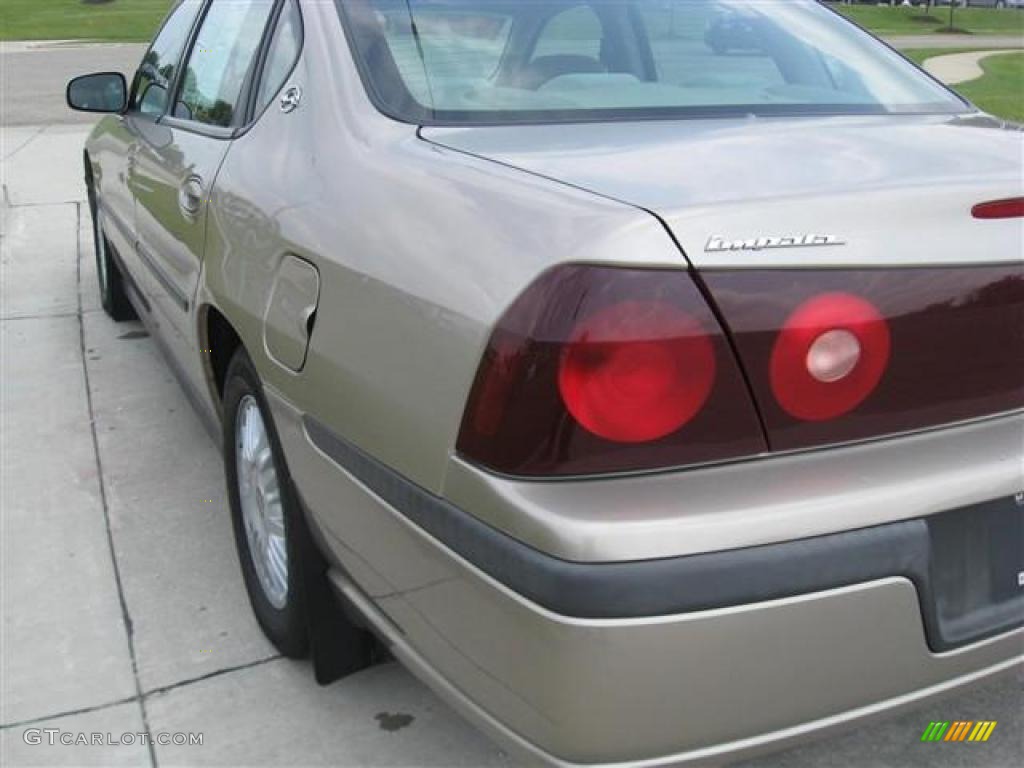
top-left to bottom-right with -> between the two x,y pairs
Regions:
296,510 -> 380,686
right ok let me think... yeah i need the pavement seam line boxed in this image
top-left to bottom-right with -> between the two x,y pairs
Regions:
1,311 -> 82,322
4,199 -> 89,209
74,200 -> 158,768
141,655 -> 285,700
1,124 -> 50,162
0,696 -> 139,732
0,656 -> 285,732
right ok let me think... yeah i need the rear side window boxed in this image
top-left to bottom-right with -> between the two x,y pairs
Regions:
129,0 -> 203,116
175,0 -> 276,127
379,5 -> 513,104
254,0 -> 303,115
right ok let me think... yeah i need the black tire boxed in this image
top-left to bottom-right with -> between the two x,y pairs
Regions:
223,348 -> 310,658
88,187 -> 136,322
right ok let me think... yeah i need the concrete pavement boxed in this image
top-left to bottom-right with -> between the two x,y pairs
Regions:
924,48 -> 1021,85
1,40 -> 1022,768
883,34 -> 1024,50
0,122 -> 508,767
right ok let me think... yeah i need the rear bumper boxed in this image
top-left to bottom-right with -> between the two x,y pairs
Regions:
303,415 -> 1024,653
335,574 -> 1022,768
269,391 -> 1024,765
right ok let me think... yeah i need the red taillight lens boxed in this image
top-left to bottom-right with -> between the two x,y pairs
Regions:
457,265 -> 766,477
770,293 -> 890,422
558,301 -> 716,442
972,197 -> 1024,219
703,267 -> 1024,453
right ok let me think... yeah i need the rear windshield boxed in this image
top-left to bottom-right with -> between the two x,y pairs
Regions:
335,0 -> 967,125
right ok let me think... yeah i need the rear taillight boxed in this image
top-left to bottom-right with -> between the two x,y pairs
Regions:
456,265 -> 766,476
770,293 -> 890,422
558,301 -> 716,442
704,267 -> 1024,453
972,197 -> 1024,219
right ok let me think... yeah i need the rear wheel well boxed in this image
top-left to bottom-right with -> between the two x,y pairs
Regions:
205,307 -> 244,401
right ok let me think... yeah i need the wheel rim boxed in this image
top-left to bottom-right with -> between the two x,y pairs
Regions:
96,217 -> 110,297
235,395 -> 289,609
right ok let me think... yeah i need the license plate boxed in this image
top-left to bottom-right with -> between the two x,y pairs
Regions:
928,495 -> 1024,647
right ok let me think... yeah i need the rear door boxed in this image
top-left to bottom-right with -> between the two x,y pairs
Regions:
132,0 -> 278,364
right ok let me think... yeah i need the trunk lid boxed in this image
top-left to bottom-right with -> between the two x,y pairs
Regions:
422,113 -> 1023,269
425,114 -> 1024,448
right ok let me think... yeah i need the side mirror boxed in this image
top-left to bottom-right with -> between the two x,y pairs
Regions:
67,72 -> 127,114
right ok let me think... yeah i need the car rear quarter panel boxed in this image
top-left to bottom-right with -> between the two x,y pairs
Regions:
199,2 -> 687,495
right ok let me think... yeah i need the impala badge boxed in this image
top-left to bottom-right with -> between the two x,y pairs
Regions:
706,234 -> 845,253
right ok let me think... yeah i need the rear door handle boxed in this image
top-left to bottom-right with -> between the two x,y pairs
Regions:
179,175 -> 204,216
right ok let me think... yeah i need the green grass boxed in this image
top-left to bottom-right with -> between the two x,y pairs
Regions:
4,1 -> 1023,42
956,51 -> 1024,122
0,0 -> 173,42
3,1 -> 1022,42
904,49 -> 1024,122
835,5 -> 1024,35
1,1 -> 1018,122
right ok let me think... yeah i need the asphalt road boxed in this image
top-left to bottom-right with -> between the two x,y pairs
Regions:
0,41 -> 147,127
1,41 -> 1022,768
